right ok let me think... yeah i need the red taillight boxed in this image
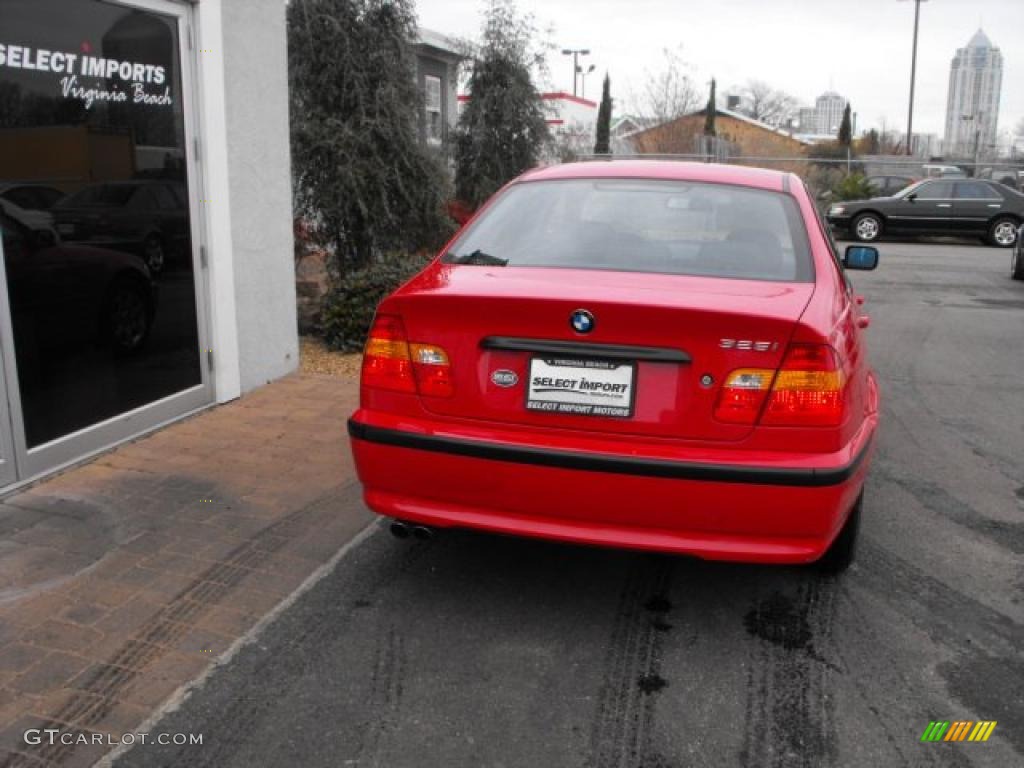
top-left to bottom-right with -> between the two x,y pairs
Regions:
409,343 -> 454,397
361,315 -> 453,397
713,368 -> 773,424
714,344 -> 846,427
362,314 -> 415,393
762,344 -> 845,426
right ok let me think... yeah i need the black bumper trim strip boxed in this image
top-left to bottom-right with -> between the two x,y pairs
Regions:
348,420 -> 872,488
480,336 -> 691,363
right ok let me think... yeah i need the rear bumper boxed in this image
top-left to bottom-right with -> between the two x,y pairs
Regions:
348,413 -> 875,564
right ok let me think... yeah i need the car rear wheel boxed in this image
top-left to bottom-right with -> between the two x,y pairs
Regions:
814,493 -> 861,576
1012,247 -> 1024,280
852,213 -> 882,243
103,279 -> 152,355
987,217 -> 1019,248
143,235 -> 166,273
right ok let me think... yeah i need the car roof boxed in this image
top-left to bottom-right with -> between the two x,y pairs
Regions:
518,160 -> 790,192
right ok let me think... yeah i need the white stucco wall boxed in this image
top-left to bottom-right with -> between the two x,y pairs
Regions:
198,0 -> 298,399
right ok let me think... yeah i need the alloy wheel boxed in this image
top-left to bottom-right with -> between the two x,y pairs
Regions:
855,216 -> 880,241
144,238 -> 165,273
993,221 -> 1018,247
111,287 -> 148,350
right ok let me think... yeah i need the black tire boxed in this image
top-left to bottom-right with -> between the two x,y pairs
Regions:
142,235 -> 166,273
1012,246 -> 1024,281
102,278 -> 153,355
815,493 -> 862,576
852,213 -> 882,243
987,217 -> 1019,248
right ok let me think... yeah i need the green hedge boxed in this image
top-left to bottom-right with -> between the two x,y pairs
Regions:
321,252 -> 431,352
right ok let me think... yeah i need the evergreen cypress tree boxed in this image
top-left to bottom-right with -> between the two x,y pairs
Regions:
838,103 -> 853,147
594,73 -> 612,155
703,78 -> 717,136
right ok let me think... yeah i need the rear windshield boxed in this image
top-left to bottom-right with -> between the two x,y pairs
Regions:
444,178 -> 813,282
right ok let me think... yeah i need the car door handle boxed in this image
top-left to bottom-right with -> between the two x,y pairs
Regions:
987,204 -> 1002,208
936,203 -> 952,208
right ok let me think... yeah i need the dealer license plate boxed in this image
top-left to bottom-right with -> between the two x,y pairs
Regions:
526,358 -> 636,418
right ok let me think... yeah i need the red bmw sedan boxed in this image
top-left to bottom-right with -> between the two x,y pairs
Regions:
348,161 -> 880,573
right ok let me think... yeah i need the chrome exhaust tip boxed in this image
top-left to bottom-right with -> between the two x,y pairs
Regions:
411,525 -> 434,541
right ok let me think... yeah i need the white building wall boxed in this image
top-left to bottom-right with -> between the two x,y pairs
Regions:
197,0 -> 298,400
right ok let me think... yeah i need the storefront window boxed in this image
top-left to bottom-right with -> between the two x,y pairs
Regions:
0,0 -> 202,449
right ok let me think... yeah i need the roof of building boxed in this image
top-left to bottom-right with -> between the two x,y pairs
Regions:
966,28 -> 993,49
456,92 -> 598,108
689,106 -> 813,145
415,27 -> 464,59
541,92 -> 598,108
519,159 -> 792,192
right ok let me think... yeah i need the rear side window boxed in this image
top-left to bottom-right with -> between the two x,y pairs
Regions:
955,181 -> 1000,199
444,179 -> 813,282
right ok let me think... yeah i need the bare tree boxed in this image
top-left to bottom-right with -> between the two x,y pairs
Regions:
630,47 -> 700,125
738,79 -> 798,128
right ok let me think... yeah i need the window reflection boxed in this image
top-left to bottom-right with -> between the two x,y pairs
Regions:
0,0 -> 201,449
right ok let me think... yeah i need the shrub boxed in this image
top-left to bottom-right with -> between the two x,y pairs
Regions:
831,172 -> 876,202
320,252 -> 431,351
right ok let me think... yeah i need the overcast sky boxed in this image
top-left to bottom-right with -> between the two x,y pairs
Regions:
415,0 -> 1023,140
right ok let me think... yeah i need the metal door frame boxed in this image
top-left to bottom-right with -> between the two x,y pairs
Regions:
0,260 -> 20,487
0,0 -> 215,491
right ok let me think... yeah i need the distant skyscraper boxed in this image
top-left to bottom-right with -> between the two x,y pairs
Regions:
798,107 -> 817,133
813,91 -> 847,135
944,29 -> 1003,158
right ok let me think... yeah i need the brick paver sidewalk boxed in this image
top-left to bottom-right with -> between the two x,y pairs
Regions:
0,373 -> 372,768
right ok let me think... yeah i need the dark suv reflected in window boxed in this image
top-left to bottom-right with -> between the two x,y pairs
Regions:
53,181 -> 189,274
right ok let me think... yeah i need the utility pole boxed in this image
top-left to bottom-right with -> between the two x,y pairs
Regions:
900,0 -> 928,156
561,48 -> 591,97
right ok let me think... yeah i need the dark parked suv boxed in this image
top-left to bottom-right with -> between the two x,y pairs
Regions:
828,178 -> 1024,247
52,180 -> 189,273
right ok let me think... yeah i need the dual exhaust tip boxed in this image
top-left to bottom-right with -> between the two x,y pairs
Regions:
390,520 -> 434,541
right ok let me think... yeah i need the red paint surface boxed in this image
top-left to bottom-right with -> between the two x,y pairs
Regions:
349,161 -> 879,562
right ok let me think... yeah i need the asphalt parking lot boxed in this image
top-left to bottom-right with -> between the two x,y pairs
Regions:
113,241 -> 1023,768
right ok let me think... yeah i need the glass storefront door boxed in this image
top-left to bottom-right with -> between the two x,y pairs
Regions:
0,0 -> 212,486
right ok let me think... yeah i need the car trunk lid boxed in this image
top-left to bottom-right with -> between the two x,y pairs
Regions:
389,264 -> 814,441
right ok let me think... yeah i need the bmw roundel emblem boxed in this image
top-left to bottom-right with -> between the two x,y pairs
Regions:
491,369 -> 518,387
570,309 -> 595,334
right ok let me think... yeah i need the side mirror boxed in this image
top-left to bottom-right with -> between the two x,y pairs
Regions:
906,193 -> 917,202
843,245 -> 879,271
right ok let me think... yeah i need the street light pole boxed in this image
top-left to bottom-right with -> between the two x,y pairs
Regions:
579,64 -> 596,99
901,0 -> 928,156
561,48 -> 590,96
